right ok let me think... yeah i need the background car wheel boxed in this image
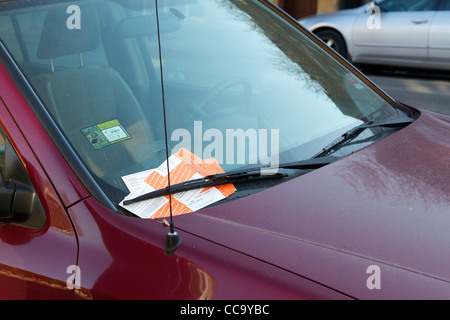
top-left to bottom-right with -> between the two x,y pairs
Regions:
315,30 -> 348,60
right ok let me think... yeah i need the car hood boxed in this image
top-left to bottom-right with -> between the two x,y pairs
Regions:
174,110 -> 450,299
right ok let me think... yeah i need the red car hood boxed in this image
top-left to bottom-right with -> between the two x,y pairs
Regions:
173,110 -> 450,299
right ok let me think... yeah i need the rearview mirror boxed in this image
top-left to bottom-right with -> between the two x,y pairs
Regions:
0,176 -> 36,222
0,133 -> 45,227
0,170 -> 14,219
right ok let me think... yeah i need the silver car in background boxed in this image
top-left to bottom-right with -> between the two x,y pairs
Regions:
299,0 -> 450,71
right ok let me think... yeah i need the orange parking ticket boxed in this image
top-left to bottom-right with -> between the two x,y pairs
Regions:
171,148 -> 235,198
120,148 -> 235,219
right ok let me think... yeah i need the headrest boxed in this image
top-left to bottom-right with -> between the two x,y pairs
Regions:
37,4 -> 100,59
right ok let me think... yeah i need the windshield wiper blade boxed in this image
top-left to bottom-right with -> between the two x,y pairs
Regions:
313,117 -> 414,158
122,155 -> 345,206
122,169 -> 287,205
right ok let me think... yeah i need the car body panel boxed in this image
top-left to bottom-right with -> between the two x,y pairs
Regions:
68,197 -> 350,299
429,10 -> 450,63
0,91 -> 78,299
172,110 -> 450,299
352,10 -> 437,62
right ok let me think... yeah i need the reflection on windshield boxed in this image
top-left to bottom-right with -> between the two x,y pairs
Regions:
155,0 -> 396,167
0,0 -> 398,211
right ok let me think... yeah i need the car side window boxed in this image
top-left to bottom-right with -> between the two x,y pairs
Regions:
379,0 -> 440,11
0,128 -> 46,228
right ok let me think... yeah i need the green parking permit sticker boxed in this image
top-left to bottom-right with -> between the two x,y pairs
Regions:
81,119 -> 131,150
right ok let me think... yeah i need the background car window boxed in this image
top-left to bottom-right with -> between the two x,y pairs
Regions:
379,0 -> 440,11
442,0 -> 450,10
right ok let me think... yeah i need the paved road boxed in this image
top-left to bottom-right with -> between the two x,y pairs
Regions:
365,71 -> 450,117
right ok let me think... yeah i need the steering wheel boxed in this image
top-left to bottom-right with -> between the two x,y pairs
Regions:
195,77 -> 252,116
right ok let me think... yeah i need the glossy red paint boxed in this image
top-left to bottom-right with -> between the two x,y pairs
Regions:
0,62 -> 352,299
68,197 -> 349,299
172,110 -> 450,299
0,92 -> 77,299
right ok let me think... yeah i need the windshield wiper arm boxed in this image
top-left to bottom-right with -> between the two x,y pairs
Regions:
122,169 -> 287,205
277,155 -> 340,170
313,117 -> 414,158
276,117 -> 414,171
122,155 -> 346,206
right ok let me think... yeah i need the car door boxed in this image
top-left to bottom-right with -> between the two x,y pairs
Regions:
352,0 -> 440,63
0,98 -> 78,299
428,0 -> 450,63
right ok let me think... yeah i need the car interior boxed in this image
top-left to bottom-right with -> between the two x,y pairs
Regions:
0,1 -> 176,201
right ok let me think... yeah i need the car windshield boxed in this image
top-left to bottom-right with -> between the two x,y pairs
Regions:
0,0 -> 403,217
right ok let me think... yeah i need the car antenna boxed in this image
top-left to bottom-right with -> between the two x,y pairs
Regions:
155,1 -> 181,256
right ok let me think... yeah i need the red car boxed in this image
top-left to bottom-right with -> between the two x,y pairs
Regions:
0,0 -> 449,300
